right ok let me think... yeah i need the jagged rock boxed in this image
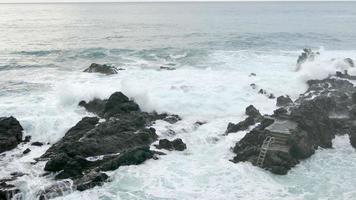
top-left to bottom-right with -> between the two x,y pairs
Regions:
31,141 -> 44,146
154,139 -> 187,151
75,172 -> 109,191
225,117 -> 255,134
273,108 -> 288,117
0,116 -> 23,153
344,58 -> 355,68
23,148 -> 31,154
83,63 -> 117,75
40,91 -> 180,197
225,105 -> 262,134
230,77 -> 356,175
276,95 -> 293,107
0,182 -> 20,200
23,135 -> 31,143
296,48 -> 319,70
99,146 -> 154,171
249,73 -> 256,77
268,94 -> 275,99
38,180 -> 73,200
245,105 -> 261,118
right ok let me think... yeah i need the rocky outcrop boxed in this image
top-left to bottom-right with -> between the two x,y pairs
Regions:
0,116 -> 23,154
154,139 -> 187,151
39,91 -> 181,194
276,95 -> 293,107
344,58 -> 355,68
230,75 -> 356,175
225,105 -> 262,134
296,48 -> 319,71
83,63 -> 118,75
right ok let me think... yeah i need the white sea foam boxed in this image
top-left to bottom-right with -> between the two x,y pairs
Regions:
0,49 -> 356,200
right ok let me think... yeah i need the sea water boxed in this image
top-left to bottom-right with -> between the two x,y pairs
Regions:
0,2 -> 356,199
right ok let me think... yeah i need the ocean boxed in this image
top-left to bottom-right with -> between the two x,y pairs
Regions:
0,2 -> 356,199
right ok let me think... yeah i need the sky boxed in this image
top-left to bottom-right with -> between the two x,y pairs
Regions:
0,0 -> 354,3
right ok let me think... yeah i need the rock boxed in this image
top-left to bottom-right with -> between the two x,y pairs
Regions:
268,94 -> 275,99
38,180 -> 73,200
245,105 -> 261,118
44,153 -> 71,172
0,116 -> 23,153
225,117 -> 255,134
31,141 -> 44,146
41,91 -> 179,188
160,66 -> 176,71
23,148 -> 31,154
162,114 -> 181,124
250,83 -> 257,89
194,121 -> 207,126
99,146 -> 154,171
23,135 -> 31,143
75,172 -> 109,191
273,108 -> 288,117
276,95 -> 293,107
154,138 -> 187,151
79,92 -> 139,118
0,182 -> 20,200
230,77 -> 356,174
296,48 -> 319,70
258,89 -> 266,94
344,58 -> 355,68
249,73 -> 256,77
83,63 -> 117,75
172,138 -> 187,151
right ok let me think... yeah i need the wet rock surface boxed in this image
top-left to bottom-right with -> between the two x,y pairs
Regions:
225,105 -> 262,135
83,63 -> 118,75
229,74 -> 356,174
154,138 -> 187,151
0,116 -> 23,154
38,91 -> 181,196
296,48 -> 319,70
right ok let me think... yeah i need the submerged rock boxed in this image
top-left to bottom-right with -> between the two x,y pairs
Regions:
0,116 -> 23,153
83,63 -> 118,75
159,66 -> 176,71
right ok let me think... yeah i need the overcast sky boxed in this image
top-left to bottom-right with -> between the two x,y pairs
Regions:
1,0 -> 354,3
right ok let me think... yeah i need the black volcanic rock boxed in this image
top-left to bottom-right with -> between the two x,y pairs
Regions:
245,105 -> 261,118
83,63 -> 117,75
344,58 -> 355,68
296,48 -> 319,70
230,75 -> 356,175
154,138 -> 187,151
225,105 -> 262,134
276,95 -> 293,107
0,116 -> 23,153
40,91 -> 181,195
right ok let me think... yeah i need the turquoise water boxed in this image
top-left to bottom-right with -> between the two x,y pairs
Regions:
0,2 -> 356,200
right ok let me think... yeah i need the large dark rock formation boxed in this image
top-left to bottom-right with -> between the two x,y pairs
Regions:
39,91 -> 180,195
0,116 -> 23,154
229,74 -> 356,174
83,63 -> 118,75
